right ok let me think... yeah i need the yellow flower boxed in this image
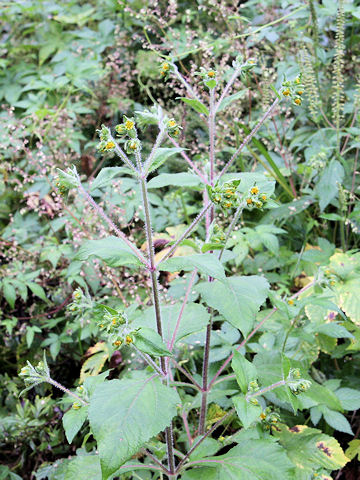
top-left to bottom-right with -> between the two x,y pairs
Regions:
125,120 -> 134,130
72,402 -> 81,410
112,319 -> 117,325
114,340 -> 122,346
250,186 -> 259,195
288,299 -> 294,305
261,194 -> 267,201
168,120 -> 176,127
207,70 -> 216,78
125,335 -> 133,345
282,89 -> 290,96
246,198 -> 252,205
297,90 -> 303,95
294,98 -> 301,105
105,141 -> 115,150
162,62 -> 170,71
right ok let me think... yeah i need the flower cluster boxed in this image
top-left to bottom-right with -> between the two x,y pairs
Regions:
195,67 -> 217,89
323,268 -> 337,287
166,118 -> 182,138
115,116 -> 136,138
115,116 -> 142,154
55,165 -> 80,196
244,185 -> 268,210
67,288 -> 94,314
97,305 -> 135,349
259,407 -> 281,430
96,125 -> 116,153
19,352 -> 50,394
159,61 -> 172,79
281,75 -> 304,106
210,224 -> 226,244
233,54 -> 257,79
72,385 -> 89,410
286,368 -> 311,395
247,380 -> 260,405
208,179 -> 241,210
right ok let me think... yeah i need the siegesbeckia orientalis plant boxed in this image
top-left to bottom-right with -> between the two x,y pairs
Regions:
19,55 -> 350,480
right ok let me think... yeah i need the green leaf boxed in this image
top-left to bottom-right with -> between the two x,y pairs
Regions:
315,160 -> 345,211
319,407 -> 353,435
188,437 -> 219,461
75,236 -> 142,268
147,172 -> 203,189
159,254 -> 226,280
345,439 -> 360,461
63,406 -> 88,443
39,44 -> 57,66
181,439 -> 294,480
217,90 -> 246,112
65,455 -> 101,480
196,276 -> 269,336
337,278 -> 360,325
335,387 -> 360,411
90,167 -> 131,192
270,84 -> 281,100
134,327 -> 173,357
2,280 -> 16,308
131,303 -> 210,345
178,97 -> 209,115
320,213 -> 343,221
231,350 -> 257,393
314,322 -> 353,338
233,395 -> 261,429
148,147 -> 184,173
273,424 -> 349,472
88,373 -> 180,479
238,123 -> 294,198
83,371 -> 110,397
304,383 -> 343,411
27,281 -> 47,301
221,172 -> 275,196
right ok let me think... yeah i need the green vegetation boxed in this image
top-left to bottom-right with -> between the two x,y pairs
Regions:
1,1 -> 360,479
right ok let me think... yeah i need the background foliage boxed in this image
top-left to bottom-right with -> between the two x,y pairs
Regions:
1,0 -> 360,479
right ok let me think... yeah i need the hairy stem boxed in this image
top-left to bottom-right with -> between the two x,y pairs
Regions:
172,63 -> 202,103
47,378 -> 88,406
171,359 -> 202,391
218,203 -> 244,261
168,136 -> 210,185
175,409 -> 235,473
169,269 -> 198,352
215,66 -> 241,114
246,380 -> 286,400
218,98 -> 280,180
156,202 -> 212,265
132,345 -> 165,376
137,156 -> 176,474
143,128 -> 166,175
78,183 -> 148,267
198,313 -> 212,435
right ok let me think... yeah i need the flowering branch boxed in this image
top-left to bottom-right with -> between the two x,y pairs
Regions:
218,98 -> 280,180
77,183 -> 149,267
156,202 -> 212,266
